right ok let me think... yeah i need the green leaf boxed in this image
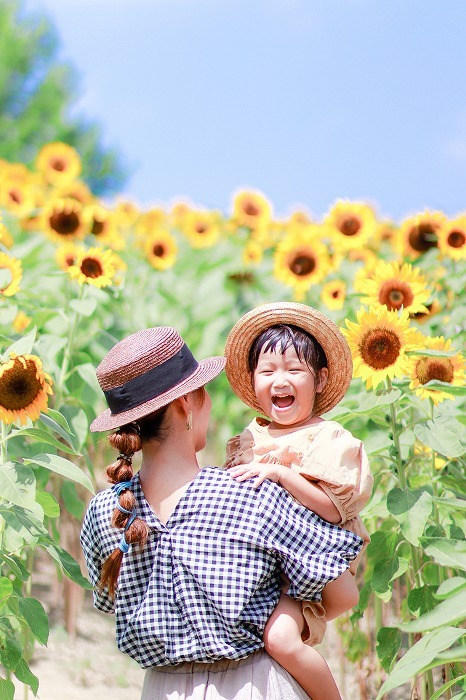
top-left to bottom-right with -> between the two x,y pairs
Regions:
376,626 -> 402,672
69,297 -> 97,317
0,553 -> 30,582
61,481 -> 84,519
375,627 -> 466,700
35,490 -> 60,518
406,347 -> 461,358
415,416 -> 466,458
421,380 -> 466,396
400,589 -> 466,632
0,678 -> 15,700
436,577 -> 466,600
73,362 -> 101,396
386,488 -> 433,546
0,626 -> 22,670
0,578 -> 13,607
0,461 -> 40,515
13,658 -> 39,696
1,327 -> 36,360
17,597 -> 49,645
430,675 -> 466,700
354,388 -> 402,413
23,453 -> 94,494
42,543 -> 93,590
434,496 -> 466,512
372,557 -> 409,595
2,427 -> 80,455
408,586 -> 437,615
39,410 -> 76,448
420,538 -> 466,571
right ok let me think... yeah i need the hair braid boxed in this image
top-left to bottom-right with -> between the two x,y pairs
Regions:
98,422 -> 149,599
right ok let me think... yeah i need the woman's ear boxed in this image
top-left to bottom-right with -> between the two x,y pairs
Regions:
316,367 -> 329,393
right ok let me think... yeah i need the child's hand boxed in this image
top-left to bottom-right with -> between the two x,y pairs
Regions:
227,463 -> 286,489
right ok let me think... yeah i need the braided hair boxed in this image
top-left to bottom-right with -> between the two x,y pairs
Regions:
97,407 -> 169,598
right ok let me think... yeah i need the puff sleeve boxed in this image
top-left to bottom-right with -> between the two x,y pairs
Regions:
299,424 -> 373,525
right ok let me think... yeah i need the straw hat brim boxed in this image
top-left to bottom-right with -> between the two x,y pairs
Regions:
224,302 -> 353,416
90,356 -> 225,432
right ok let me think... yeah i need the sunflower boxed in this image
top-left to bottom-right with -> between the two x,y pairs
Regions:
55,241 -> 84,271
409,299 -> 442,324
273,229 -> 331,301
342,305 -> 423,390
437,216 -> 466,261
354,260 -> 431,315
397,210 -> 445,259
67,247 -> 117,288
0,169 -> 37,218
35,142 -> 82,185
41,198 -> 87,242
232,190 -> 272,230
0,253 -> 22,297
12,311 -> 31,333
181,211 -> 221,248
170,201 -> 193,230
324,201 -> 378,252
0,354 -> 53,425
52,179 -> 93,205
242,240 -> 263,266
288,209 -> 313,226
114,199 -> 140,228
85,204 -> 124,249
408,336 -> 465,405
137,207 -> 168,238
144,230 -> 177,270
321,280 -> 346,310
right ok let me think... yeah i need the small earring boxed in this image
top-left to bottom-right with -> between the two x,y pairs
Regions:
186,411 -> 193,431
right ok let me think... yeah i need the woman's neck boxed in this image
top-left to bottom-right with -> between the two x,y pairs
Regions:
138,427 -> 200,524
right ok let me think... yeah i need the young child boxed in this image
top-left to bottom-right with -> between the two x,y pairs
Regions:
223,302 -> 373,700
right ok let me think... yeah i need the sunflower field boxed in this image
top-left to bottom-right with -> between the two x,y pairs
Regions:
0,143 -> 465,699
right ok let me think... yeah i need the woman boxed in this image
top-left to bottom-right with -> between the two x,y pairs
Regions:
80,326 -> 363,699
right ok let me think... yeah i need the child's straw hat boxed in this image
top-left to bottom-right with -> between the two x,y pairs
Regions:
91,326 -> 225,432
224,302 -> 353,416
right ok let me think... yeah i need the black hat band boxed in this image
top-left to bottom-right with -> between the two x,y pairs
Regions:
103,344 -> 198,415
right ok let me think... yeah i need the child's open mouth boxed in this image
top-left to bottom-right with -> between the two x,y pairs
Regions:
272,395 -> 294,409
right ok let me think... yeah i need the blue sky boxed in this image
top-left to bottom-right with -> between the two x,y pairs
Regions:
31,0 -> 466,222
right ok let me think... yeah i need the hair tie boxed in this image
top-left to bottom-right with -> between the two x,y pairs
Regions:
118,510 -> 137,553
118,452 -> 133,464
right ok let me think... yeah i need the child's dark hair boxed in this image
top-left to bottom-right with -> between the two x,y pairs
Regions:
248,324 -> 327,374
97,387 -> 206,599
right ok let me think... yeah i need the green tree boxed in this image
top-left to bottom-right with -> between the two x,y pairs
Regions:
0,0 -> 129,196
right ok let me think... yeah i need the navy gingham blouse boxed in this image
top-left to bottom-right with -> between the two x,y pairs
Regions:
80,467 -> 363,668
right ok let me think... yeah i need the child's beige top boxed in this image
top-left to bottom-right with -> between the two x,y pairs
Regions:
225,417 -> 373,564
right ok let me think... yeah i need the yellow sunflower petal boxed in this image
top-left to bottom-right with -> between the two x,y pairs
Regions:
408,336 -> 465,405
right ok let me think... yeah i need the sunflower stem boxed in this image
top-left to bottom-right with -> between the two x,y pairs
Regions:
0,421 -> 10,463
55,284 -> 85,408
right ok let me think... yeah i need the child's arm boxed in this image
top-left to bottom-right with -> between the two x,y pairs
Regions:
228,462 -> 341,524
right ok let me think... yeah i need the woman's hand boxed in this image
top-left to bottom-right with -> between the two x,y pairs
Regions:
227,463 -> 287,489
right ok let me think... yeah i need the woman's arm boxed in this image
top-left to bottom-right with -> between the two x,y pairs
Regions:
228,462 -> 341,523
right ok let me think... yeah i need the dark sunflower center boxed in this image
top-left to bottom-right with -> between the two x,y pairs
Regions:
244,201 -> 259,217
447,230 -> 466,249
332,290 -> 340,298
9,189 -> 21,204
81,258 -> 103,278
92,219 -> 105,236
51,158 -> 66,172
153,244 -> 166,257
339,216 -> 361,236
195,224 -> 207,234
49,211 -> 80,236
359,328 -> 402,370
408,224 -> 438,253
65,255 -> 76,267
379,281 -> 414,310
289,254 -> 316,276
416,357 -> 454,385
0,359 -> 42,410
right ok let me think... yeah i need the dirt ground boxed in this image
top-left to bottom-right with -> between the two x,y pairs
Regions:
12,592 -> 365,700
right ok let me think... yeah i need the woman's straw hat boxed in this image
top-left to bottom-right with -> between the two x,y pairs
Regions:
224,302 -> 353,416
91,326 -> 225,432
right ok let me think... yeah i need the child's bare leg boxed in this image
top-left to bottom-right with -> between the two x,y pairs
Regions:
264,593 -> 342,700
322,569 -> 359,621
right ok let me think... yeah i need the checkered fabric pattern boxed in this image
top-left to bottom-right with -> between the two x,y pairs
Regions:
80,467 -> 363,668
